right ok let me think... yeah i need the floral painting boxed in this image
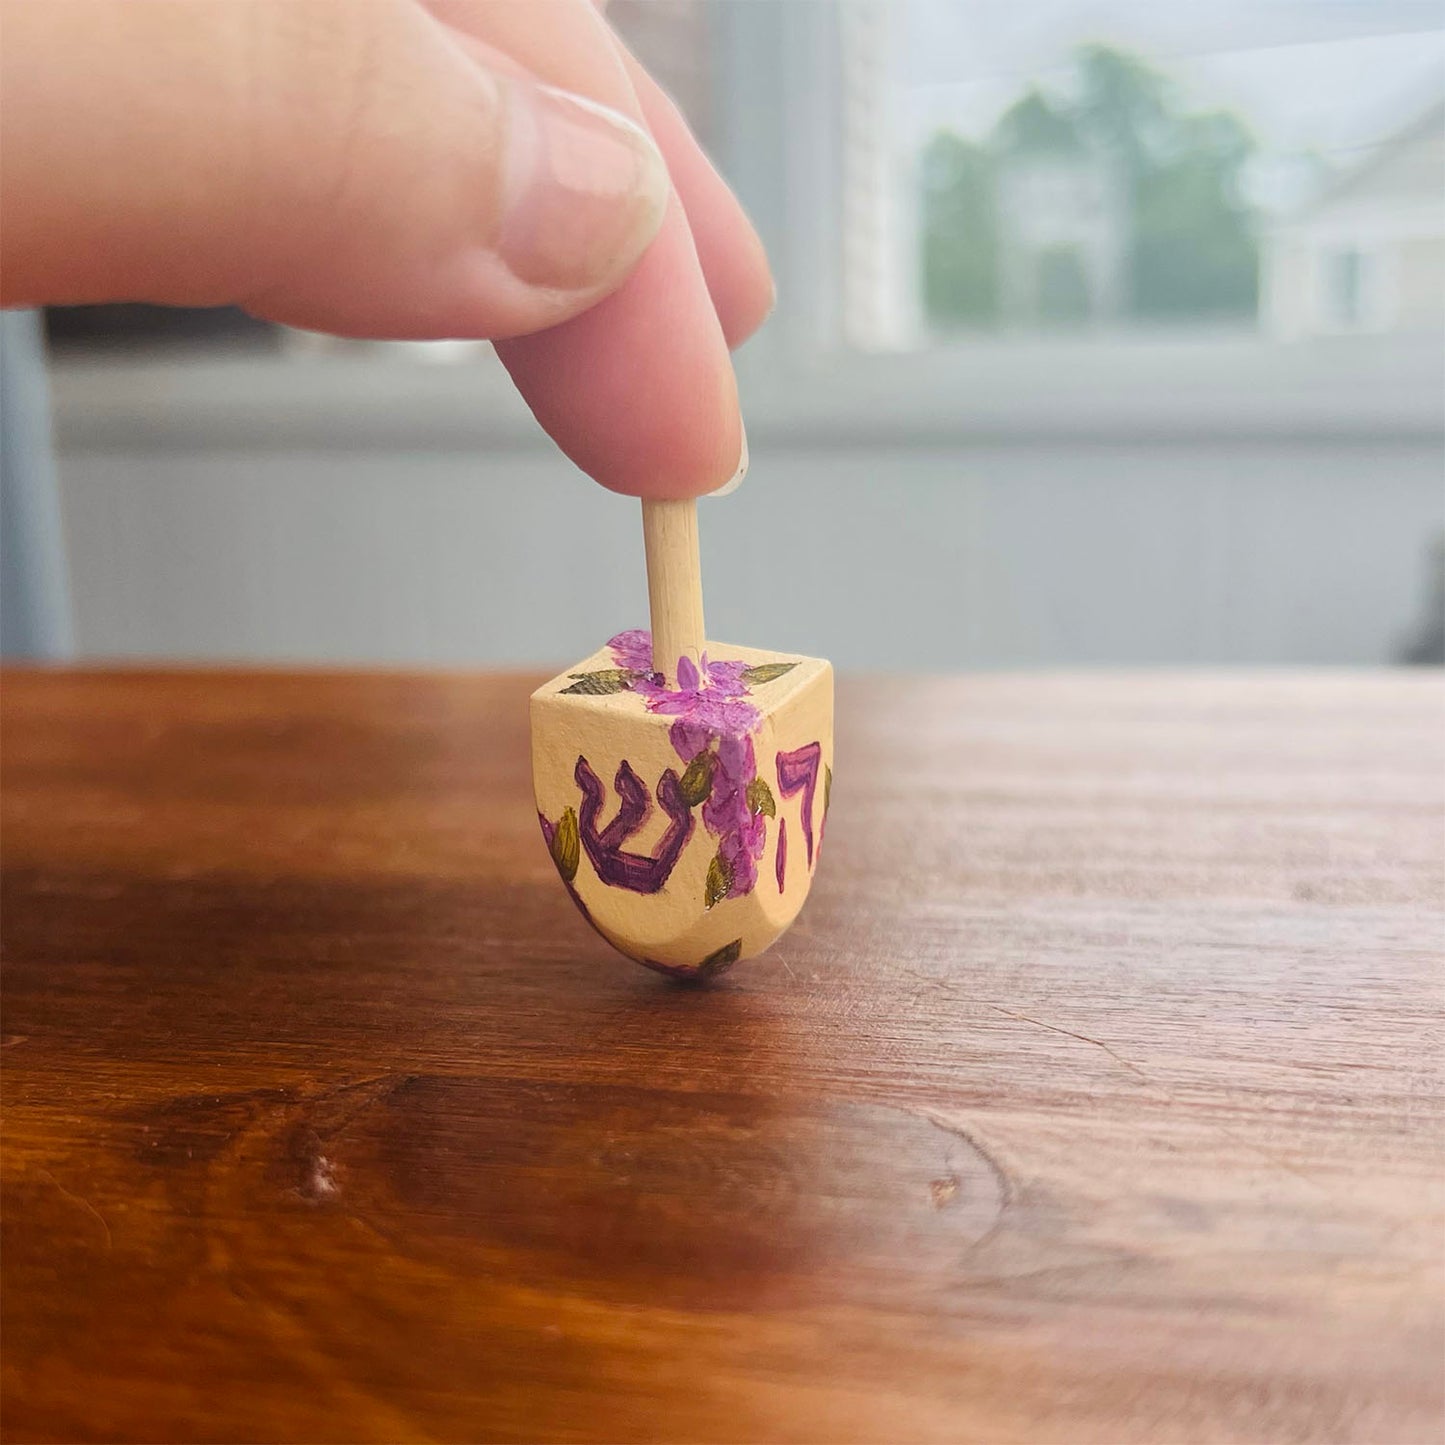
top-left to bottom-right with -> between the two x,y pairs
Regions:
542,631 -> 825,914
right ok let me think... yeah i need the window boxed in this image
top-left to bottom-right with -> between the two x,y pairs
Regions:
1325,246 -> 1366,329
831,0 -> 1445,351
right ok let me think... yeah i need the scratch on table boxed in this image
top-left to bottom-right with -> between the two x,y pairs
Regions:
34,1166 -> 112,1249
985,1002 -> 1330,1195
985,1003 -> 1154,1084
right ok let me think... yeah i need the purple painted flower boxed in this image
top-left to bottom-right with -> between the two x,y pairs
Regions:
703,732 -> 765,895
628,654 -> 760,737
606,630 -> 767,900
607,629 -> 654,674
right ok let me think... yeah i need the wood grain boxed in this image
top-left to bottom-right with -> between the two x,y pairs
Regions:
2,667 -> 1441,1445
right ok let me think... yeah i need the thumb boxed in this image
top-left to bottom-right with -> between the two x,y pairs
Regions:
0,0 -> 670,339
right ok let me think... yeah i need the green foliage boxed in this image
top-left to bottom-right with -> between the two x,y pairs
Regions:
549,808 -> 579,884
746,777 -> 776,818
921,131 -> 998,326
704,853 -> 733,911
919,44 -> 1259,330
994,88 -> 1084,156
1132,111 -> 1258,317
1074,43 -> 1173,178
1036,247 -> 1092,323
560,669 -> 643,696
696,939 -> 743,976
741,662 -> 798,686
678,750 -> 715,807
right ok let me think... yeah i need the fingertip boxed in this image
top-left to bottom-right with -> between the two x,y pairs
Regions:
496,204 -> 744,499
594,388 -> 744,499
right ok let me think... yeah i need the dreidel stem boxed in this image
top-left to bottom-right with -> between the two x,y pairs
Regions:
641,499 -> 706,683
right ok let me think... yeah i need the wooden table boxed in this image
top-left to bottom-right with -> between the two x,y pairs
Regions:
2,669 -> 1441,1445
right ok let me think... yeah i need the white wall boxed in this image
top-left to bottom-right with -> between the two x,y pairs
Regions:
56,432 -> 1442,669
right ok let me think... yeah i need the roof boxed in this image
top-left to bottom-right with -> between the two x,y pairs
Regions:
1296,96 -> 1445,220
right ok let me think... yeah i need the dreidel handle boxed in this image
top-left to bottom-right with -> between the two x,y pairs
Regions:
641,499 -> 706,683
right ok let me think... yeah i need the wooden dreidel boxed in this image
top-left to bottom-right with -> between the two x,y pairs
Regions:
532,498 -> 833,980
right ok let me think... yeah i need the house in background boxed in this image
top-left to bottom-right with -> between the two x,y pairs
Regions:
1263,99 -> 1445,339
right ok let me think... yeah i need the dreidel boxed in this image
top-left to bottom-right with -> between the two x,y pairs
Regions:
531,499 -> 833,980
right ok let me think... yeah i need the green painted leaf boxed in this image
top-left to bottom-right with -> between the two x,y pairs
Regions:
823,764 -> 833,816
746,776 -> 776,818
741,661 -> 798,687
678,749 -> 715,807
559,668 -> 642,696
704,853 -> 733,911
698,938 -> 742,976
550,806 -> 580,883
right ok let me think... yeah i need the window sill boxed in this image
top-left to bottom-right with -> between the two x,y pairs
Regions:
50,330 -> 1444,454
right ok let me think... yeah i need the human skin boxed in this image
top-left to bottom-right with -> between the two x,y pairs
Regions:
0,0 -> 773,497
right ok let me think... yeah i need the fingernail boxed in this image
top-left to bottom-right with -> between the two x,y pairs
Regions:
708,419 -> 748,497
498,83 -> 669,294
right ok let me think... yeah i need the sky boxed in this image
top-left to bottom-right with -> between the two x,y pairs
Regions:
901,0 -> 1445,172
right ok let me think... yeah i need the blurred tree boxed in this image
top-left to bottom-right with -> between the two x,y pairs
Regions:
994,87 -> 1085,156
1132,111 -> 1259,317
1074,43 -> 1173,181
919,45 -> 1259,330
1036,246 -> 1092,323
920,131 -> 998,326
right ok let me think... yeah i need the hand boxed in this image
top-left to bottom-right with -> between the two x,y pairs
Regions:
0,0 -> 772,496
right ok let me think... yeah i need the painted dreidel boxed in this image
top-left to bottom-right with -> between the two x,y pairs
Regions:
532,499 -> 832,980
